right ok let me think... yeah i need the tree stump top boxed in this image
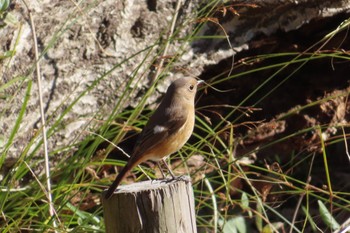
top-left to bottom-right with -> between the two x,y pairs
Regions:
102,176 -> 197,233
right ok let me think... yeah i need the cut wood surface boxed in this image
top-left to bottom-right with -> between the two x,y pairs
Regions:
102,176 -> 197,233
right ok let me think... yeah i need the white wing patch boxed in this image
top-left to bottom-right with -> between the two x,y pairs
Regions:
153,125 -> 166,134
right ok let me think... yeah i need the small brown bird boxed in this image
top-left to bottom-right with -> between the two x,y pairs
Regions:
105,77 -> 201,199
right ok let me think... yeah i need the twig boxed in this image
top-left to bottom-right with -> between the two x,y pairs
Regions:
289,153 -> 315,233
204,176 -> 218,233
87,131 -> 151,180
24,162 -> 60,223
341,126 -> 350,163
152,0 -> 184,83
199,17 -> 235,78
334,217 -> 350,233
21,0 -> 57,230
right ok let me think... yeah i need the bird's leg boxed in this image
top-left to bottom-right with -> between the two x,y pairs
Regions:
160,159 -> 189,184
157,162 -> 167,179
162,158 -> 176,179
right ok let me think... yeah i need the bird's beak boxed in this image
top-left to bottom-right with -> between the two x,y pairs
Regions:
197,80 -> 204,86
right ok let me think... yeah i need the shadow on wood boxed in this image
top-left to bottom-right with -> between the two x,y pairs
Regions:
102,176 -> 197,233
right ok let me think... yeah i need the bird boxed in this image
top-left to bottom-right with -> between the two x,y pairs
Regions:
105,77 -> 202,199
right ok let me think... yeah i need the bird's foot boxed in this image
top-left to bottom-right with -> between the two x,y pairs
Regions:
160,175 -> 190,184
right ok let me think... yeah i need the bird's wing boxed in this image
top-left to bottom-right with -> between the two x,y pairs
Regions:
132,109 -> 187,157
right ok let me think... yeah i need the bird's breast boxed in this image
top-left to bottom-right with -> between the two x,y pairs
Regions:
147,108 -> 195,161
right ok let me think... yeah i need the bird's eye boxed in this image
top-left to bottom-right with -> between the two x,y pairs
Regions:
189,84 -> 194,91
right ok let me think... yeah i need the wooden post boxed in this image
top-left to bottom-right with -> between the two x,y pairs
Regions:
102,176 -> 197,233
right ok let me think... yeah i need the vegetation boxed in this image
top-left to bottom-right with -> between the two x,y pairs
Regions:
1,1 -> 349,232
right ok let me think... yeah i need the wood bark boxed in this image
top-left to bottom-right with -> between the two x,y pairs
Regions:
102,176 -> 197,233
